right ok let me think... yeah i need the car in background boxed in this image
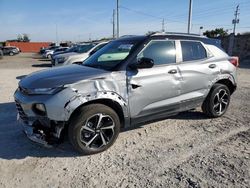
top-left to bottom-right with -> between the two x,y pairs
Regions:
52,42 -> 108,67
0,48 -> 3,59
0,46 -> 19,56
40,46 -> 60,55
43,47 -> 69,59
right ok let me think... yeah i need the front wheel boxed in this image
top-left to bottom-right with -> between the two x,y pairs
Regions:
9,52 -> 14,56
202,83 -> 231,118
68,104 -> 121,155
47,54 -> 52,59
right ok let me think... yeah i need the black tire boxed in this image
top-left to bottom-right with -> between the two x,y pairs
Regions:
47,54 -> 52,59
68,104 -> 120,155
9,52 -> 14,56
202,83 -> 230,118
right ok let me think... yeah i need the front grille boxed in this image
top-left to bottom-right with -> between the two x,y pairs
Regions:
15,100 -> 28,122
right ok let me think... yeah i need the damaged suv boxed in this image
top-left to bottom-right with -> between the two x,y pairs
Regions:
14,33 -> 238,154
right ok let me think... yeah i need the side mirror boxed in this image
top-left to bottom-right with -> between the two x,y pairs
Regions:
89,50 -> 96,56
130,57 -> 154,69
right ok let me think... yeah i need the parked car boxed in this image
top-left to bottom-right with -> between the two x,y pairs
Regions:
52,42 -> 108,66
51,45 -> 79,64
14,33 -> 238,154
43,47 -> 69,59
0,46 -> 19,56
54,42 -> 109,66
40,46 -> 60,55
0,49 -> 3,59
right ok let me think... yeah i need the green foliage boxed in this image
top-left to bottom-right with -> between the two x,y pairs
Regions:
16,33 -> 31,42
203,28 -> 228,38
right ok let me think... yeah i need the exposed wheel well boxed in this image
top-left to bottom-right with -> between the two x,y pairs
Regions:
215,79 -> 236,95
68,99 -> 125,128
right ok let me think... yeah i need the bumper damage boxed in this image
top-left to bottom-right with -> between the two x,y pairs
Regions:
17,114 -> 65,148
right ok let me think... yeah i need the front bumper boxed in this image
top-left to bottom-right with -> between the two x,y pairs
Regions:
21,120 -> 53,147
14,91 -> 67,146
18,114 -> 53,147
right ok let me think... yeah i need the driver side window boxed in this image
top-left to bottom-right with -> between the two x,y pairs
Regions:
137,40 -> 176,65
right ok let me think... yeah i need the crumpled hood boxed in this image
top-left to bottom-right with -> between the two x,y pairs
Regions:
19,65 -> 109,89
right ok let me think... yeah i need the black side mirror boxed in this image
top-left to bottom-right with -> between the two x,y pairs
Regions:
130,57 -> 154,69
89,50 -> 96,56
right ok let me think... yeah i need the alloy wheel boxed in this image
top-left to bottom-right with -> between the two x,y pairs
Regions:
80,113 -> 115,149
213,89 -> 229,115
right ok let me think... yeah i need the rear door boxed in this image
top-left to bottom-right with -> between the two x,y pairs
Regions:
177,40 -> 220,110
127,40 -> 182,123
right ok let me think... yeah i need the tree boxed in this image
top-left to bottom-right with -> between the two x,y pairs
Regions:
22,33 -> 30,42
203,28 -> 228,38
16,33 -> 31,42
17,34 -> 23,42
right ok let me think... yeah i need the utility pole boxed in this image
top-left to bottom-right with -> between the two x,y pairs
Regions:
116,0 -> 119,38
187,0 -> 193,34
232,5 -> 240,35
56,23 -> 58,45
162,18 -> 165,32
112,9 -> 116,39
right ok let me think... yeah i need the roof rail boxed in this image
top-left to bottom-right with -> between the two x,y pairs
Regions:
151,32 -> 206,38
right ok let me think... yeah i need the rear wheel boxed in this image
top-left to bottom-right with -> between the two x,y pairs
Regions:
9,52 -> 14,56
68,104 -> 120,155
202,83 -> 230,118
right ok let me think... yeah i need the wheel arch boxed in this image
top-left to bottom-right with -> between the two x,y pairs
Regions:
214,78 -> 236,95
68,98 -> 126,128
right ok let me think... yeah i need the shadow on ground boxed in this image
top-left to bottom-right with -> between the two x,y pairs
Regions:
0,102 -> 206,160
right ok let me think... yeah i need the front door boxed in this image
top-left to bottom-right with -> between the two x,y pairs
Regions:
127,40 -> 182,124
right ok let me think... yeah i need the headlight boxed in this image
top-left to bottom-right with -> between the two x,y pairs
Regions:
29,87 -> 64,95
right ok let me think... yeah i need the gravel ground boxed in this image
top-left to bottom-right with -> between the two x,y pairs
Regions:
0,53 -> 249,188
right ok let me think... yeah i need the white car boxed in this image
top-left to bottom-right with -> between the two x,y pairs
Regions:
53,42 -> 108,67
43,47 -> 69,59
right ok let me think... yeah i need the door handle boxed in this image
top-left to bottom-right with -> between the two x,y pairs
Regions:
168,69 -> 177,74
209,64 -> 216,69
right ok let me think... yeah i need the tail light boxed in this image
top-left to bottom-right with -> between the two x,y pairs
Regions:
229,56 -> 239,67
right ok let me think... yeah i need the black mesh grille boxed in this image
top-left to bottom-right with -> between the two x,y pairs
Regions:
15,100 -> 28,122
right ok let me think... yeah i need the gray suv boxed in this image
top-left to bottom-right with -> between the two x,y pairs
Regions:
14,33 -> 238,154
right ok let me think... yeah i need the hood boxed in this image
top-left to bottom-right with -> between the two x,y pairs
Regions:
19,65 -> 108,89
54,52 -> 78,59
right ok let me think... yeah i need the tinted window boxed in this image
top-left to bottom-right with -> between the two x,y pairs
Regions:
138,41 -> 176,65
181,41 -> 207,61
77,44 -> 95,53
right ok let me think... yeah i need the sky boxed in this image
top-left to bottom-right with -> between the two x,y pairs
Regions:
0,0 -> 250,42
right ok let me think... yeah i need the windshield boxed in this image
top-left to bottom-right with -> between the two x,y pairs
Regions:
66,46 -> 78,52
77,44 -> 95,53
84,41 -> 137,71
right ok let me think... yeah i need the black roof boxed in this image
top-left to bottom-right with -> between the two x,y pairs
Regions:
116,32 -> 221,47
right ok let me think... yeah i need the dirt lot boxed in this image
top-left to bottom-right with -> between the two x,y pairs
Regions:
0,53 -> 249,188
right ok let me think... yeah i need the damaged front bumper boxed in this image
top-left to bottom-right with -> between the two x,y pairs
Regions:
20,119 -> 53,148
17,113 -> 65,147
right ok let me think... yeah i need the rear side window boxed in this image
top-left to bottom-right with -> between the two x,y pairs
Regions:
181,41 -> 207,62
138,40 -> 176,65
